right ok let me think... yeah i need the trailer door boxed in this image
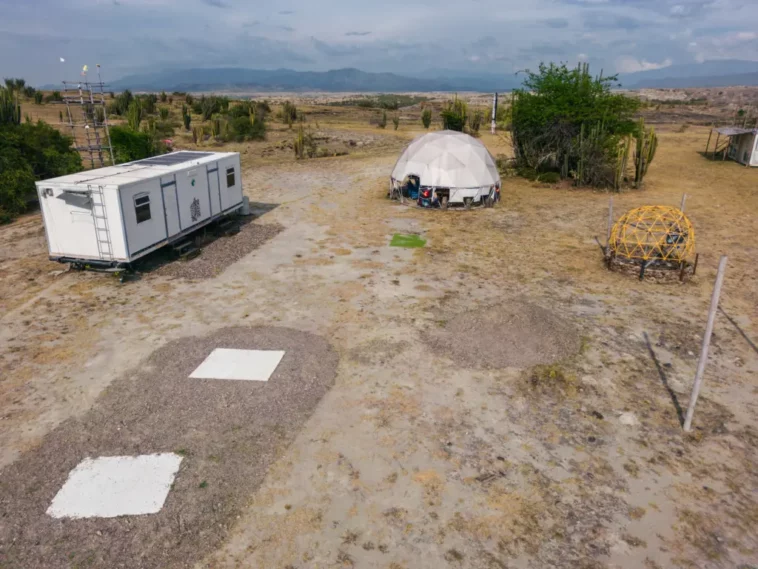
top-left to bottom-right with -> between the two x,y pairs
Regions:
161,176 -> 181,237
207,163 -> 221,216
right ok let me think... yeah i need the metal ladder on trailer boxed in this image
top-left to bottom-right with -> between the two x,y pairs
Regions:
89,185 -> 114,262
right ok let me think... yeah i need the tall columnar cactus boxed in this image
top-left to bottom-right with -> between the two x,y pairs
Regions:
293,123 -> 305,159
634,119 -> 657,188
0,87 -> 21,125
181,105 -> 191,131
614,137 -> 631,191
126,99 -> 142,131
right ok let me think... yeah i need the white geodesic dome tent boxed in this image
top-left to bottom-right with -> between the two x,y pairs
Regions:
390,130 -> 500,206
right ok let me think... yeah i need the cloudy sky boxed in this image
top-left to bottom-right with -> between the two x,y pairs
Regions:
2,0 -> 758,84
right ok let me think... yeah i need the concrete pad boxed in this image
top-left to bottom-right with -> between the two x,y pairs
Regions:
46,453 -> 183,519
189,348 -> 285,381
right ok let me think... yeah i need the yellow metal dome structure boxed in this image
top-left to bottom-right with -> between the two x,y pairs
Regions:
610,205 -> 694,262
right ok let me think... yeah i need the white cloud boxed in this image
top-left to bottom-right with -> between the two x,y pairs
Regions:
735,31 -> 757,41
615,56 -> 673,73
578,53 -> 588,61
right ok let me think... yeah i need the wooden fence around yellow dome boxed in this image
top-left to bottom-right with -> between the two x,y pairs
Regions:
609,205 -> 695,263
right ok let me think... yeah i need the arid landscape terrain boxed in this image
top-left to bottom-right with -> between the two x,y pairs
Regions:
1,89 -> 758,569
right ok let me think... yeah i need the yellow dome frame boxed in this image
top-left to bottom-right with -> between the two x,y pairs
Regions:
610,205 -> 695,263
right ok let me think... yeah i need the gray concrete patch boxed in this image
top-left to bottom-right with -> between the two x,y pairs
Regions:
0,326 -> 338,569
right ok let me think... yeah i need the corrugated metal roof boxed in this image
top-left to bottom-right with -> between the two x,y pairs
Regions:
714,127 -> 757,136
38,151 -> 236,189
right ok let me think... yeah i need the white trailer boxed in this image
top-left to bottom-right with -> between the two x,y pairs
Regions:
36,151 -> 244,268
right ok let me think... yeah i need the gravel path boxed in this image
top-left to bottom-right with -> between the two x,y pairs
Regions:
151,221 -> 284,280
0,326 -> 337,569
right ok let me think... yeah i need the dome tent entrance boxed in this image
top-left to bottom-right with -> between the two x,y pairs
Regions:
390,131 -> 500,208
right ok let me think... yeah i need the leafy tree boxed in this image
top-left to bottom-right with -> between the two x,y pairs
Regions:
421,108 -> 432,129
511,62 -> 641,188
0,119 -> 81,222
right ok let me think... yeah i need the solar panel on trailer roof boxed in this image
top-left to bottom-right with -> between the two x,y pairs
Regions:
129,152 -> 216,167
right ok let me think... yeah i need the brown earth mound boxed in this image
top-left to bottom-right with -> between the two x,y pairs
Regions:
424,300 -> 581,369
0,326 -> 338,569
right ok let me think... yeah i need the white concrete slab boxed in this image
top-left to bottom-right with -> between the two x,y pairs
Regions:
189,348 -> 285,381
46,453 -> 183,519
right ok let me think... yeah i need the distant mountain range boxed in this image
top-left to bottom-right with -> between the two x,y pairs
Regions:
620,59 -> 758,89
45,60 -> 758,93
106,67 -> 520,93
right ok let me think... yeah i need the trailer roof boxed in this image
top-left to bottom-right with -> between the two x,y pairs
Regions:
37,151 -> 238,188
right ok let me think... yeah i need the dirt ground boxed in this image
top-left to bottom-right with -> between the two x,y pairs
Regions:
1,101 -> 758,569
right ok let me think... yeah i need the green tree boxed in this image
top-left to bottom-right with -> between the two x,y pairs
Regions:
511,62 -> 641,188
421,108 -> 432,129
0,120 -> 82,222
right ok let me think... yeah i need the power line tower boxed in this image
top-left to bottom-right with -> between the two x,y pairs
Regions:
62,64 -> 115,169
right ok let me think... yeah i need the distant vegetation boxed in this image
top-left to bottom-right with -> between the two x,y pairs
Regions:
0,85 -> 81,223
511,63 -> 655,190
421,107 -> 432,129
330,94 -> 428,110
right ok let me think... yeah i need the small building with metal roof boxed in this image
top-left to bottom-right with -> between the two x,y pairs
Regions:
704,127 -> 758,167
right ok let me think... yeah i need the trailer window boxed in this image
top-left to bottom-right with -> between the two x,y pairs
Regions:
134,194 -> 151,223
226,167 -> 235,188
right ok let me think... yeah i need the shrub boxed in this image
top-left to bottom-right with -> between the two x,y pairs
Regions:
110,125 -> 156,162
159,107 -> 170,120
280,101 -> 297,127
44,91 -> 63,103
470,110 -> 484,134
441,95 -> 467,131
160,91 -> 167,103
23,86 -> 36,99
0,87 -> 21,125
33,91 -> 43,104
110,90 -> 133,115
511,62 -> 641,189
185,93 -> 194,106
392,114 -> 400,130
0,120 -> 81,221
140,93 -> 157,115
377,110 -> 387,129
537,171 -> 561,184
421,108 -> 432,129
227,114 -> 266,142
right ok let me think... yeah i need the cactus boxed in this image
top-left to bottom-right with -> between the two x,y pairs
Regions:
0,87 -> 21,125
159,107 -> 169,120
634,119 -> 657,188
126,99 -> 142,131
392,114 -> 399,130
192,125 -> 204,146
293,123 -> 305,159
421,107 -> 432,129
181,105 -> 191,131
614,137 -> 631,191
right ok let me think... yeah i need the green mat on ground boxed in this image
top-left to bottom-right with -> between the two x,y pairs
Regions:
390,234 -> 426,248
